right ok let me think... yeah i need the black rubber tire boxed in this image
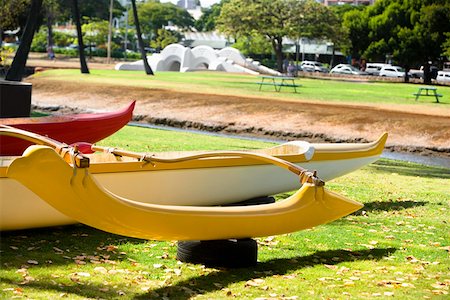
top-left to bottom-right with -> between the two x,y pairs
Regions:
177,238 -> 258,268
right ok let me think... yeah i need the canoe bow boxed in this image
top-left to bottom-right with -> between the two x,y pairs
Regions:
7,145 -> 363,241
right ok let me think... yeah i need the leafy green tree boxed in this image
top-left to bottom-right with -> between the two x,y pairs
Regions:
195,1 -> 227,32
288,0 -> 343,66
232,34 -> 272,57
57,0 -> 125,22
218,0 -> 296,72
133,1 -> 194,42
343,0 -> 450,82
82,20 -> 109,48
218,0 -> 339,72
1,0 -> 32,46
30,26 -> 48,51
6,0 -> 43,81
443,32 -> 450,59
342,8 -> 370,59
150,28 -> 181,51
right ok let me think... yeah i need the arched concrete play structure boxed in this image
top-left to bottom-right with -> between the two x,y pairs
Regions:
115,44 -> 280,76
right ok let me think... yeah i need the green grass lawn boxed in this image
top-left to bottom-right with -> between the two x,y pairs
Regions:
32,69 -> 450,106
1,126 -> 449,299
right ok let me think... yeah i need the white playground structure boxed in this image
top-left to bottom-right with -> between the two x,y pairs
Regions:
115,44 -> 281,76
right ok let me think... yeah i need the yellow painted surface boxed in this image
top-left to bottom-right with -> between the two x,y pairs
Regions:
7,146 -> 363,241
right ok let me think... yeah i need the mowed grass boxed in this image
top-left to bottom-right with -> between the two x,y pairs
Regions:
1,126 -> 449,299
32,69 -> 450,106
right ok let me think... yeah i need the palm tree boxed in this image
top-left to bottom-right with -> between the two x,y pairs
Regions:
5,0 -> 43,81
71,0 -> 89,74
131,0 -> 153,75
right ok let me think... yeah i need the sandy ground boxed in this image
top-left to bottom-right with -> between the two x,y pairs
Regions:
27,75 -> 450,159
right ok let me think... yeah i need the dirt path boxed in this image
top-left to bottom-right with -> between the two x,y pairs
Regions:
29,77 -> 450,158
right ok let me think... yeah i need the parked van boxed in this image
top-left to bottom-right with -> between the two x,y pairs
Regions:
436,71 -> 450,83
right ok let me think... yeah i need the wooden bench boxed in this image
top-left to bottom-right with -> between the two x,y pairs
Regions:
413,87 -> 442,103
256,76 -> 301,93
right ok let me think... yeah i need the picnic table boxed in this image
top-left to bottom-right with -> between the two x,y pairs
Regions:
256,76 -> 301,93
413,86 -> 442,103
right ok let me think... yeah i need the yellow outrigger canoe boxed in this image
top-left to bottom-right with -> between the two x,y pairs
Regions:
1,127 -> 386,233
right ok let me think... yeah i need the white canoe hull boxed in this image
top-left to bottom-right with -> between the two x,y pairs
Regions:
0,155 -> 378,231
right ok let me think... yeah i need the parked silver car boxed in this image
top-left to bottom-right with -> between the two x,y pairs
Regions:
379,66 -> 406,78
365,63 -> 390,76
330,64 -> 368,75
300,61 -> 329,73
436,71 -> 450,82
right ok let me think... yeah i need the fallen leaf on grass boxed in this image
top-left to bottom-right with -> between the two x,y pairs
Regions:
431,290 -> 448,295
27,260 -> 38,265
106,245 -> 118,252
377,280 -> 402,287
336,266 -> 350,275
406,256 -> 419,263
439,246 -> 450,252
431,282 -> 450,289
94,267 -> 108,274
245,278 -> 265,287
16,268 -> 28,275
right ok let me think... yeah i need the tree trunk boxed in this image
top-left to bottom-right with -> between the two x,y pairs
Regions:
423,62 -> 431,85
403,65 -> 410,83
271,37 -> 283,73
71,0 -> 89,74
46,5 -> 54,58
131,0 -> 154,75
5,0 -> 43,81
330,44 -> 335,68
107,0 -> 113,64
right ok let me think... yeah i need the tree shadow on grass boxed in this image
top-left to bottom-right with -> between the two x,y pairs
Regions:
371,159 -> 450,179
0,276 -> 128,300
354,199 -> 427,214
0,224 -> 146,269
0,226 -> 396,299
136,247 -> 397,300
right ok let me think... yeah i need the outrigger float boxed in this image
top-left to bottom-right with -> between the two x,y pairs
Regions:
0,127 -> 387,235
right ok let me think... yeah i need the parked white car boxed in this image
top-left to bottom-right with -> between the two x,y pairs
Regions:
436,71 -> 450,82
300,61 -> 329,73
365,63 -> 390,76
330,64 -> 367,75
379,66 -> 406,78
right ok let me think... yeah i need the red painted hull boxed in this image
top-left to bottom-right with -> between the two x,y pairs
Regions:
0,101 -> 135,156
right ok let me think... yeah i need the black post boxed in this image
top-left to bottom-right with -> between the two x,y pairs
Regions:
72,0 -> 89,74
5,0 -> 43,81
131,0 -> 154,75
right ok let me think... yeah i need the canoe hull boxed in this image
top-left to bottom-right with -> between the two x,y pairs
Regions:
0,154 -> 378,231
0,101 -> 135,156
0,131 -> 386,231
7,146 -> 364,240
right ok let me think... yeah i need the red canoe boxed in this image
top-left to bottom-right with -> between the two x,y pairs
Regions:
0,101 -> 135,156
